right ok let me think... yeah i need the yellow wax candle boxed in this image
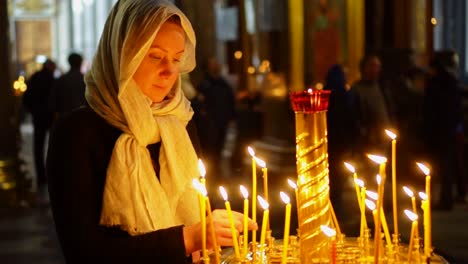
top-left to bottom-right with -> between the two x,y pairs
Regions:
219,186 -> 241,259
248,147 -> 257,252
385,129 -> 399,237
419,192 -> 430,259
287,179 -> 300,221
417,162 -> 432,258
258,195 -> 269,262
403,186 -> 417,214
344,162 -> 362,209
380,209 -> 392,246
256,157 -> 269,231
321,225 -> 337,264
206,197 -> 220,264
280,192 -> 292,264
356,179 -> 368,237
240,185 -> 249,258
367,154 -> 387,264
192,179 -> 208,263
405,210 -> 419,262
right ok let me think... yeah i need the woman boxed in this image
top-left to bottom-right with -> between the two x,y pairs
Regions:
46,1 -> 255,263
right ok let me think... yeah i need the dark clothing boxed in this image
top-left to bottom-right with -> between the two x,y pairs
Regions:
196,74 -> 235,173
423,70 -> 463,209
49,69 -> 86,115
324,65 -> 359,210
23,68 -> 55,186
46,107 -> 200,263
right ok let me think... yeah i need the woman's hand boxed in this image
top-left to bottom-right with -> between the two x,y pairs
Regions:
208,209 -> 257,248
183,209 -> 257,255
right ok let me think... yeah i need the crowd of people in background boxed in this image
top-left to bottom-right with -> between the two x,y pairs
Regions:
325,50 -> 466,213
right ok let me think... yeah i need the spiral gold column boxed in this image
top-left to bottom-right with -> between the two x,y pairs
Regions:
290,90 -> 331,264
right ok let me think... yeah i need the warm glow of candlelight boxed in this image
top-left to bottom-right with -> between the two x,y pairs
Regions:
280,191 -> 291,204
403,186 -> 414,197
419,192 -> 428,200
287,178 -> 298,189
405,209 -> 418,221
219,186 -> 228,201
258,195 -> 269,262
255,157 -> 266,168
416,162 -> 430,175
193,179 -> 207,196
240,185 -> 249,199
247,146 -> 255,157
344,162 -> 356,173
376,174 -> 382,185
385,129 -> 397,140
354,178 -> 365,188
365,199 -> 376,211
367,154 -> 387,164
366,190 -> 378,201
320,225 -> 337,237
258,195 -> 269,210
198,159 -> 206,178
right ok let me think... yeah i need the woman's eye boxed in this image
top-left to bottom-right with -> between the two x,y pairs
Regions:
149,54 -> 162,60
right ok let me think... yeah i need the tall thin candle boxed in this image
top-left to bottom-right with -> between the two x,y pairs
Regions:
385,129 -> 399,238
240,185 -> 249,259
280,192 -> 292,264
219,186 -> 241,259
403,186 -> 417,213
258,195 -> 269,262
355,178 -> 367,237
247,146 -> 257,255
321,225 -> 337,264
417,162 -> 432,258
405,209 -> 419,262
192,179 -> 209,264
256,157 -> 269,231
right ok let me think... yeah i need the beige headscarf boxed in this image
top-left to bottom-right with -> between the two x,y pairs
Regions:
85,0 -> 200,235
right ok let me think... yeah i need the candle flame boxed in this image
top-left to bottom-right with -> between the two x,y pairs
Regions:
307,88 -> 313,94
287,178 -> 297,189
416,162 -> 430,176
247,146 -> 255,157
219,186 -> 228,201
344,162 -> 355,173
354,178 -> 365,188
403,186 -> 414,197
419,192 -> 428,200
385,129 -> 397,140
366,190 -> 378,200
254,157 -> 266,168
376,174 -> 382,185
367,154 -> 387,164
240,185 -> 249,199
198,159 -> 206,178
365,199 -> 376,211
280,191 -> 290,204
258,195 -> 269,210
320,225 -> 336,237
192,179 -> 207,196
404,209 -> 418,221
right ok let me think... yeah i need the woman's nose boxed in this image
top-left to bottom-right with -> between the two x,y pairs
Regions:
159,59 -> 177,79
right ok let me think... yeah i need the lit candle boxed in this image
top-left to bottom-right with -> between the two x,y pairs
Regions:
256,157 -> 269,231
280,192 -> 292,264
321,225 -> 337,264
403,186 -> 417,214
385,129 -> 399,238
417,162 -> 432,258
192,179 -> 209,264
367,154 -> 387,264
288,178 -> 300,237
219,186 -> 241,259
329,200 -> 342,237
405,209 -> 419,262
239,185 -> 249,258
356,178 -> 368,237
198,160 -> 220,264
258,195 -> 270,262
247,146 -> 257,253
345,162 -> 362,210
419,191 -> 430,260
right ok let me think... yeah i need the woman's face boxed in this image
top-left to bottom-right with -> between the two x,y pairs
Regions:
134,21 -> 185,102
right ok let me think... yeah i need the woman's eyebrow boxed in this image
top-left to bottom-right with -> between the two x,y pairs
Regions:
150,45 -> 185,54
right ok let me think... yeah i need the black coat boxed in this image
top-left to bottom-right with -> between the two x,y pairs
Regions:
46,107 -> 200,263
